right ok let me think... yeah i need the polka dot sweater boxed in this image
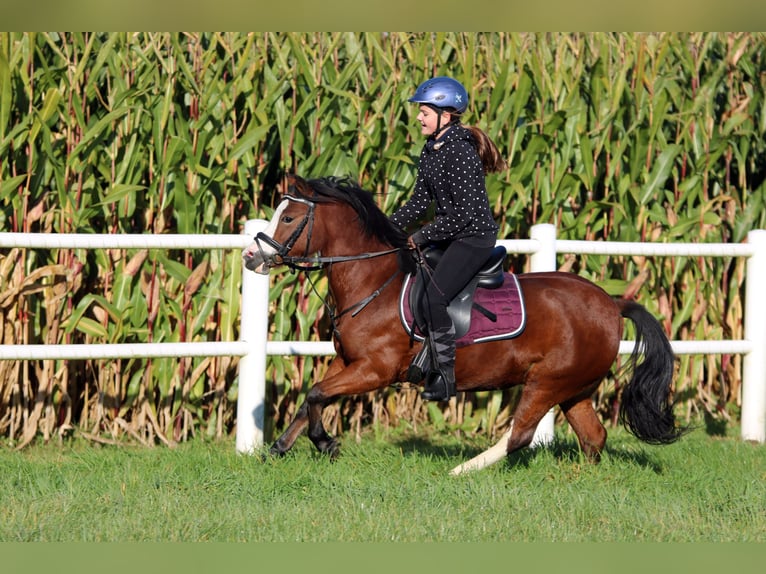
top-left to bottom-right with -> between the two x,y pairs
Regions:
390,125 -> 499,247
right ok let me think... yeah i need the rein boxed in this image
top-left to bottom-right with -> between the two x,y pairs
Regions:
275,247 -> 402,272
332,268 -> 401,320
254,194 -> 406,342
294,254 -> 403,350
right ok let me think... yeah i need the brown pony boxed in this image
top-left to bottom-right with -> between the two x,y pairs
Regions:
243,175 -> 685,473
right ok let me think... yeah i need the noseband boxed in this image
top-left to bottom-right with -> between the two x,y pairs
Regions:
253,195 -> 317,270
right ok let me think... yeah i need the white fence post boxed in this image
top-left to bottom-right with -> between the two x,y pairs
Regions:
742,229 -> 766,443
236,219 -> 269,454
529,223 -> 557,446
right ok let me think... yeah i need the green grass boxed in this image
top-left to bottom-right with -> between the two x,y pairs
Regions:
0,426 -> 764,542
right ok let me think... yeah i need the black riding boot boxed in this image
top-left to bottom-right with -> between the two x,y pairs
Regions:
421,324 -> 456,402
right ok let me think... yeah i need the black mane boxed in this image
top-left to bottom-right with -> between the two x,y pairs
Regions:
290,176 -> 409,250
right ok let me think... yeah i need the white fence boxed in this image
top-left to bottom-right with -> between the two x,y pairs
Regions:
1,222 -> 764,451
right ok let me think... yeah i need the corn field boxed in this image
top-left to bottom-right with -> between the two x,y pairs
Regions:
1,32 -> 765,448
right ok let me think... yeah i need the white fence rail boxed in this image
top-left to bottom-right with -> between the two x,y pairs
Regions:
1,222 -> 764,451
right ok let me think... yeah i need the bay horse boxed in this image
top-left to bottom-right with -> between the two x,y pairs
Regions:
242,174 -> 685,474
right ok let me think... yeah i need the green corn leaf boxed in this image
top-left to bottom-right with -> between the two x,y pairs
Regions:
229,124 -> 272,162
641,144 -> 681,205
28,87 -> 61,144
0,174 -> 27,201
67,108 -> 131,165
98,184 -> 146,206
0,46 -> 12,141
72,317 -> 109,339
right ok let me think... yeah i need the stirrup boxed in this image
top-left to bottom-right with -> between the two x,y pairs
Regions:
407,344 -> 430,383
421,372 -> 455,402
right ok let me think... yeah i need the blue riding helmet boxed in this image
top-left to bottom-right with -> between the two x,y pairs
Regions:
409,76 -> 468,115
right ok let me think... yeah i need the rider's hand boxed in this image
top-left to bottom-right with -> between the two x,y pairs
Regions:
407,231 -> 425,250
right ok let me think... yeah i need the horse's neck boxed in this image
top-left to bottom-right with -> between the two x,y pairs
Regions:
326,252 -> 400,309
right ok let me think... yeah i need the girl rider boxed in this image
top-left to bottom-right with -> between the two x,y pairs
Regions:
390,76 -> 507,402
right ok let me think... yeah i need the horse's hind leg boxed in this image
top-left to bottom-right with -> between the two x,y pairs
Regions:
450,386 -> 552,475
560,395 -> 607,462
502,388 -> 554,455
503,389 -> 607,463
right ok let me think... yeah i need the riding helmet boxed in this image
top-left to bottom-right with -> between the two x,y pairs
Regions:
408,76 -> 469,115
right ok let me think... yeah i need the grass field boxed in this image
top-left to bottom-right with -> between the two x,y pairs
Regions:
1,426 -> 764,542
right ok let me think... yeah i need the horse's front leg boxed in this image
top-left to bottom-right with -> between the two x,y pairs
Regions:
306,397 -> 340,459
269,356 -> 347,456
304,358 -> 394,459
269,401 -> 309,457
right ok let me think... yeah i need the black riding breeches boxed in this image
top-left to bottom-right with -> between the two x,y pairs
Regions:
422,240 -> 494,332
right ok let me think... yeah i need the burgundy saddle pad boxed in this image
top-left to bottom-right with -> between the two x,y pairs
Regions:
398,272 -> 526,348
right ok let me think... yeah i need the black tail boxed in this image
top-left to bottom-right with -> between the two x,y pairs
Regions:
618,300 -> 687,445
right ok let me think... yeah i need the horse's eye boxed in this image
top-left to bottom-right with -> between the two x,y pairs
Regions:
281,215 -> 294,224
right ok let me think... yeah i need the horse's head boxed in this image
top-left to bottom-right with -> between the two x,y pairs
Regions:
243,174 -> 409,274
242,175 -> 318,274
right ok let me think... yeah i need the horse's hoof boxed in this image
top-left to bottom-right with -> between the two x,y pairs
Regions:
314,437 -> 340,460
268,444 -> 288,458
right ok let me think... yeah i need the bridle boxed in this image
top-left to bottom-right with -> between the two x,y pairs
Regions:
253,194 -> 401,272
252,195 -> 316,270
251,194 -> 405,337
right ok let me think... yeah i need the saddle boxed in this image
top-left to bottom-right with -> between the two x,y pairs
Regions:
407,245 -> 507,339
399,245 -> 526,383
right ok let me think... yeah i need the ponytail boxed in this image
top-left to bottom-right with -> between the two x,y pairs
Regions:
465,125 -> 507,174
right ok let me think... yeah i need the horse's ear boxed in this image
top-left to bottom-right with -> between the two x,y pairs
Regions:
285,173 -> 308,195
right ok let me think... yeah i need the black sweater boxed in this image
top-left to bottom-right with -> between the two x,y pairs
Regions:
390,125 -> 498,247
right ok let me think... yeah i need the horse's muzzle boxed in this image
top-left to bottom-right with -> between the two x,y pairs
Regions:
242,248 -> 271,275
